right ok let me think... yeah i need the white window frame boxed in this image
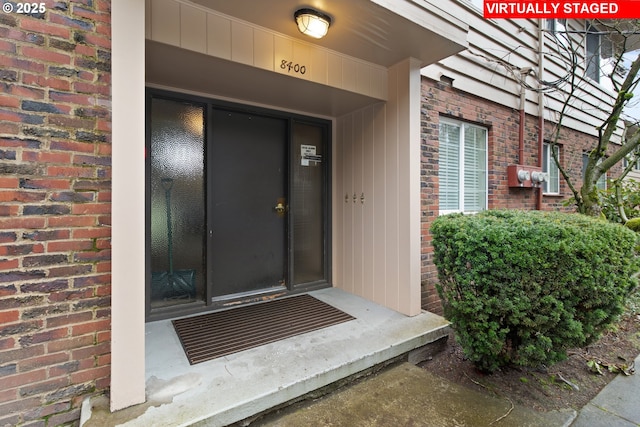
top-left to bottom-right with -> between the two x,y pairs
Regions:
542,143 -> 560,195
438,118 -> 488,215
586,21 -> 601,83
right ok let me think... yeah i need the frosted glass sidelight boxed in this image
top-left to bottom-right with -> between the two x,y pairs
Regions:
150,98 -> 205,308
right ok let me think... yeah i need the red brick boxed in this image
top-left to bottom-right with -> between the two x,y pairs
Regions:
22,74 -> 71,91
0,95 -> 19,108
19,377 -> 69,398
73,81 -> 109,96
8,84 -> 46,100
95,284 -> 110,297
48,288 -> 94,304
0,397 -> 42,422
47,312 -> 93,329
0,206 -> 19,217
49,91 -> 94,105
73,249 -> 110,263
97,191 -> 111,202
0,177 -> 20,189
23,400 -> 72,422
47,215 -> 96,228
0,310 -> 19,324
96,330 -> 110,344
18,352 -> 69,372
0,39 -> 16,53
47,240 -> 94,252
71,365 -> 109,384
22,327 -> 69,346
47,166 -> 95,178
95,261 -> 110,273
23,150 -> 73,165
96,352 -> 110,366
0,55 -> 45,74
47,265 -> 93,279
19,18 -> 71,38
48,116 -> 95,130
0,389 -> 17,404
71,341 -> 109,361
71,319 -> 109,337
0,260 -> 19,271
0,191 -> 47,203
46,335 -> 93,353
73,6 -> 111,25
0,369 -> 46,390
72,228 -> 110,239
0,217 -> 46,229
20,178 -> 71,190
95,238 -> 110,250
71,203 -> 110,215
74,44 -> 96,56
0,122 -> 20,134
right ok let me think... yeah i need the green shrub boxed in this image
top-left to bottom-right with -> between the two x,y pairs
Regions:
600,179 -> 640,223
432,210 -> 640,372
625,217 -> 640,233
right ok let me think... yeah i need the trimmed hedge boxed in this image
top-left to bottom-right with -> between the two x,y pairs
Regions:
432,210 -> 640,372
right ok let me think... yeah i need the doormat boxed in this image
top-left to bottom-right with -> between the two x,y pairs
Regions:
172,294 -> 355,365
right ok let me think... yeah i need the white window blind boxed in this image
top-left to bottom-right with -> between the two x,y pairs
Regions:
439,119 -> 487,214
543,143 -> 560,195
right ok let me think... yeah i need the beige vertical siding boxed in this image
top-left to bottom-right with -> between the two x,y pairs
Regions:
335,59 -> 421,316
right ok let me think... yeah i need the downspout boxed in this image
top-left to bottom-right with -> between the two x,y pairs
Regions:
536,19 -> 545,210
519,74 -> 526,165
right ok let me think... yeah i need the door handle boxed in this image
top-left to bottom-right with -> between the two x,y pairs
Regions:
274,197 -> 287,217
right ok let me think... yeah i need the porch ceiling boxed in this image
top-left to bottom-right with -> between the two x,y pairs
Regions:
146,40 -> 383,117
188,0 -> 468,68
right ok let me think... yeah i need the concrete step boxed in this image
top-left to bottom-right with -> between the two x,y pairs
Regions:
81,288 -> 451,426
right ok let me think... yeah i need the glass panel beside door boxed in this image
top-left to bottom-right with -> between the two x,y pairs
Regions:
149,97 -> 206,309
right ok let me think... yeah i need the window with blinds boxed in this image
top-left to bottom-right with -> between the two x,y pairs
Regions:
543,143 -> 560,195
438,119 -> 487,214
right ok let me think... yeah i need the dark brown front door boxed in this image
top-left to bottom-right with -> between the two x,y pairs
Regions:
208,109 -> 287,298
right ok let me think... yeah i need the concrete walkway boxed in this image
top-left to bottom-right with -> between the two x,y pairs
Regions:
572,353 -> 640,427
254,355 -> 640,427
254,363 -> 577,427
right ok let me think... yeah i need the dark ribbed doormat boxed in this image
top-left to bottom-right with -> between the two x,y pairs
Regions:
172,294 -> 355,365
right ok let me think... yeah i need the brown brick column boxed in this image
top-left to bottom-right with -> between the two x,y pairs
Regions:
0,2 -> 111,425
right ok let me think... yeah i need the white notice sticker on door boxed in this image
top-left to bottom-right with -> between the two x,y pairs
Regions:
301,144 -> 321,166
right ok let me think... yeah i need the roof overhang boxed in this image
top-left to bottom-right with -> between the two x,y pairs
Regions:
146,0 -> 469,116
187,0 -> 468,67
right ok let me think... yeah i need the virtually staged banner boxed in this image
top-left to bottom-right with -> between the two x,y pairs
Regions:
483,1 -> 640,18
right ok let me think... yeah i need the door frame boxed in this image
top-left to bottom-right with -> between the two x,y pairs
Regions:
145,88 -> 332,321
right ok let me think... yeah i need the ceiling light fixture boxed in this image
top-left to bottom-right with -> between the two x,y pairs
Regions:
294,8 -> 332,39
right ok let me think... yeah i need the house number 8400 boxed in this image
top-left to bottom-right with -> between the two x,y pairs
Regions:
280,60 -> 306,75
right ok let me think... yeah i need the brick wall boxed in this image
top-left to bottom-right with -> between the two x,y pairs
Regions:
0,1 -> 111,425
420,76 -> 621,315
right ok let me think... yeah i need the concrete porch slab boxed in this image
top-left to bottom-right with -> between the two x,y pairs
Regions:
80,288 -> 450,427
